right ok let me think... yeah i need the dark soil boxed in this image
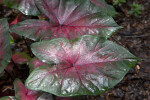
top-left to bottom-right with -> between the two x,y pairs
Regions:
0,0 -> 149,100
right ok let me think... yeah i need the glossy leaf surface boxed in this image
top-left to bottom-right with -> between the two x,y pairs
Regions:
14,79 -> 40,100
11,0 -> 120,41
0,18 -> 11,74
26,35 -> 139,96
3,0 -> 40,15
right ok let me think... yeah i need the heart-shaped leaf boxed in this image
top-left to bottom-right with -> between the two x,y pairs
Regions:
3,0 -> 40,15
14,79 -> 41,100
0,96 -> 16,100
26,35 -> 140,96
0,18 -> 11,74
11,0 -> 121,41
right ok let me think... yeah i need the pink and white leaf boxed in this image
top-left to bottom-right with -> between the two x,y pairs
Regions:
25,35 -> 140,96
11,0 -> 121,40
14,79 -> 41,100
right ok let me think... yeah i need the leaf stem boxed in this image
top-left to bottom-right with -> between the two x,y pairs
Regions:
12,71 -> 16,78
23,37 -> 33,57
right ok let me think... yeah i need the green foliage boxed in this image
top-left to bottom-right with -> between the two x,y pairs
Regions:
128,3 -> 143,17
112,0 -> 126,6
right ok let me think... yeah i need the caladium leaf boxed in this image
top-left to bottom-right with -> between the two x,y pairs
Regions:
11,52 -> 31,64
3,0 -> 40,15
35,0 -> 117,18
11,0 -> 121,41
26,35 -> 140,96
0,18 -> 11,74
14,79 -> 41,100
0,96 -> 16,100
29,57 -> 48,73
4,52 -> 31,72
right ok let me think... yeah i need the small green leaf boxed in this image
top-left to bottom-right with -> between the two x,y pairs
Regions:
10,35 -> 14,44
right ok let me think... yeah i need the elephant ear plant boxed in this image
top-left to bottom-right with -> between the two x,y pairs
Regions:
11,0 -> 121,41
0,0 -> 140,99
26,35 -> 139,96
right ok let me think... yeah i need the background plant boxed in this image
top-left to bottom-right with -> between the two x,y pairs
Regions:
112,0 -> 126,6
128,2 -> 143,17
